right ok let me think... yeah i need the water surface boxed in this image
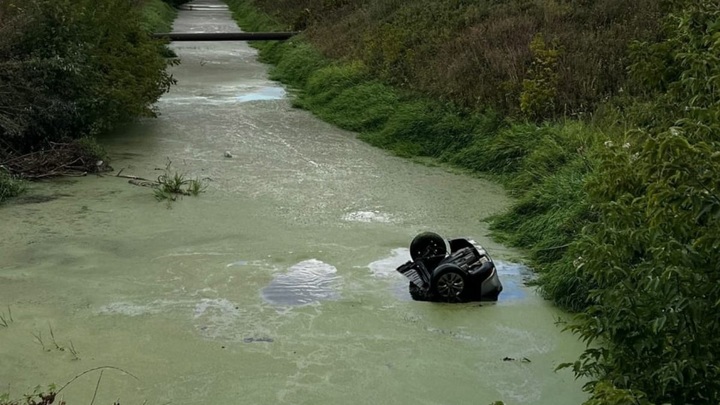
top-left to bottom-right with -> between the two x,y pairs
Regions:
0,1 -> 586,404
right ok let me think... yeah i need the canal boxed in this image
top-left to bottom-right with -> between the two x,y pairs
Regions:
0,1 -> 586,404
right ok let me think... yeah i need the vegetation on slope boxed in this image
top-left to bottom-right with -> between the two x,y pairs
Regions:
141,0 -> 178,33
226,0 -> 720,403
246,0 -> 666,118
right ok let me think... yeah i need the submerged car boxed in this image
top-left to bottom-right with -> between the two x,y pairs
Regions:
396,232 -> 503,302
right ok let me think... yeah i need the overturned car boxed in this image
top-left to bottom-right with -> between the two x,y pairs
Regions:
396,232 -> 503,302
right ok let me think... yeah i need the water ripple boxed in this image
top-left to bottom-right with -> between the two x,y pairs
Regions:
262,259 -> 341,306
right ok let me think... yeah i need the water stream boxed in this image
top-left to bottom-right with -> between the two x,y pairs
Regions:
0,1 -> 586,404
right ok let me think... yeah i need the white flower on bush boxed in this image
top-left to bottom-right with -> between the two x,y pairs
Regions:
604,140 -> 614,148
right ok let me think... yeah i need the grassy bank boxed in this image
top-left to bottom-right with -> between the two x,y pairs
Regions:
226,0 -> 720,403
141,0 -> 178,33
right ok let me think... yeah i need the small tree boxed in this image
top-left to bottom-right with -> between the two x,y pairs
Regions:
520,34 -> 560,121
563,1 -> 720,403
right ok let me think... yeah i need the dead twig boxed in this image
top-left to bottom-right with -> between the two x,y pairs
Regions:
31,330 -> 49,352
48,323 -> 64,351
0,141 -> 106,179
90,370 -> 103,405
57,366 -> 139,395
128,179 -> 159,188
68,340 -> 80,361
116,173 -> 156,182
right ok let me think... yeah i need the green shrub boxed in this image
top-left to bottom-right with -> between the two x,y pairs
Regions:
225,0 -> 283,32
302,62 -> 368,107
0,0 -> 176,153
561,1 -> 720,403
310,82 -> 400,132
269,42 -> 329,87
520,35 -> 561,120
141,0 -> 177,33
452,123 -> 545,174
0,171 -> 24,204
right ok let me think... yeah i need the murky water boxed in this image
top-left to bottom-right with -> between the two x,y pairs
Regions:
0,1 -> 586,404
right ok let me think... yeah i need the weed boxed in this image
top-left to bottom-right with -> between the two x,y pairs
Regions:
0,385 -> 57,405
31,324 -> 81,360
0,171 -> 24,204
48,323 -> 63,351
140,0 -> 177,33
154,161 -> 206,203
68,340 -> 79,361
0,306 -> 12,327
0,366 -> 139,405
31,331 -> 49,352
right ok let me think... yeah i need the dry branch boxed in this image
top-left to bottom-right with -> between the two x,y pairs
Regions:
0,141 -> 108,179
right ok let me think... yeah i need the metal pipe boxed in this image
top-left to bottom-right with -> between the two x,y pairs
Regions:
152,32 -> 298,41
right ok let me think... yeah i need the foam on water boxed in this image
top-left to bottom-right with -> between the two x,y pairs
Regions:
97,299 -> 189,316
341,210 -> 393,223
366,248 -> 409,278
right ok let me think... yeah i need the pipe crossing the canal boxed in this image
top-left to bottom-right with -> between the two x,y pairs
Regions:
152,32 -> 298,41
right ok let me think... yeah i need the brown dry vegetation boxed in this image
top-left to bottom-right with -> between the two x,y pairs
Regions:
249,0 -> 665,117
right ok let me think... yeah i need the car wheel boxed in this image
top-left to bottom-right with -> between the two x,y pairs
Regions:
432,264 -> 467,301
410,232 -> 447,262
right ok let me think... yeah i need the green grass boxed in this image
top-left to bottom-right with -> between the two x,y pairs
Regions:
140,0 -> 177,33
153,162 -> 206,203
0,172 -> 25,204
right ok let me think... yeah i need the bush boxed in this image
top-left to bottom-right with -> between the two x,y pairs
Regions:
268,42 -> 329,87
561,1 -> 720,402
142,0 -> 178,33
0,171 -> 24,204
0,0 -> 176,153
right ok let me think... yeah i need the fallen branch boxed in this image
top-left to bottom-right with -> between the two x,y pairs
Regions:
0,141 -> 108,179
56,366 -> 139,395
128,179 -> 159,188
116,173 -> 155,182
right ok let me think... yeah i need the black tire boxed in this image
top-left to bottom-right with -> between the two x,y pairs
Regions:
431,264 -> 468,301
410,232 -> 447,262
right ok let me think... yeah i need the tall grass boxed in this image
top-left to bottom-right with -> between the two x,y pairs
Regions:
244,0 -> 665,118
0,171 -> 24,204
140,0 -> 177,33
